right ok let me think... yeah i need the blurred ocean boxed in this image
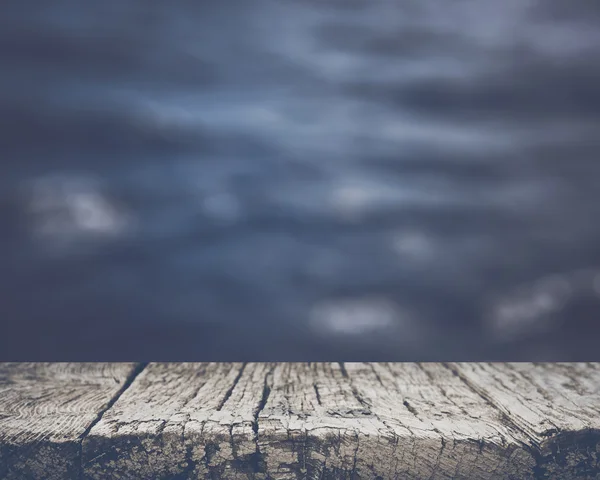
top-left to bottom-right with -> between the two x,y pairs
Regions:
1,0 -> 600,360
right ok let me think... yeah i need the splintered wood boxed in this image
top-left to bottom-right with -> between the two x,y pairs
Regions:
1,363 -> 599,479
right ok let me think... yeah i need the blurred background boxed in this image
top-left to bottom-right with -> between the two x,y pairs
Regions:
1,0 -> 600,360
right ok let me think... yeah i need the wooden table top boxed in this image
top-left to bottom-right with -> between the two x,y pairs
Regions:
1,362 -> 599,479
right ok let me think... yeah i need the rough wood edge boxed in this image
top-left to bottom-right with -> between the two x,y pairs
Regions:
3,363 -> 600,479
0,363 -> 146,480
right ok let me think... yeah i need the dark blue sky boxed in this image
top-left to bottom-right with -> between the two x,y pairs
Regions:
1,0 -> 600,360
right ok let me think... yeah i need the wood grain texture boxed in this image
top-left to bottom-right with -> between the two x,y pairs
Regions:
450,362 -> 600,479
257,363 -> 535,480
0,363 -> 140,480
82,362 -> 270,480
2,363 -> 600,479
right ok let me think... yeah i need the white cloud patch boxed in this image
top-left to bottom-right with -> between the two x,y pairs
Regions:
485,271 -> 600,342
309,296 -> 408,336
24,174 -> 131,248
392,230 -> 436,261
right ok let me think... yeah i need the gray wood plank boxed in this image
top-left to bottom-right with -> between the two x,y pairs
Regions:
451,362 -> 600,479
84,363 -> 540,479
82,362 -> 269,480
0,362 -> 140,480
257,363 -> 535,480
4,363 -> 600,479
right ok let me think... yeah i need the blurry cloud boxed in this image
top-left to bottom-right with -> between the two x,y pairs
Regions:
527,0 -> 600,25
201,192 -> 242,225
309,297 -> 405,336
329,184 -> 374,222
303,0 -> 600,128
486,270 -> 600,343
391,230 -> 436,262
313,22 -> 482,60
0,101 -> 215,166
1,0 -> 600,359
23,175 -> 132,251
0,2 -> 221,88
345,55 -> 600,123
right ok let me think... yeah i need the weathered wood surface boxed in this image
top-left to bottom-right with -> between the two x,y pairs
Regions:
0,363 -> 140,480
452,363 -> 600,478
1,363 -> 599,480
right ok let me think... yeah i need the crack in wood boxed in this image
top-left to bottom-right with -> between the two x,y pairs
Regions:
217,363 -> 247,412
76,362 -> 147,480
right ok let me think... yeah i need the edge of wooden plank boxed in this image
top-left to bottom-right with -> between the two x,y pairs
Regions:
75,363 -> 148,478
4,363 -> 600,479
256,363 -> 537,480
81,363 -> 266,480
448,363 -> 600,479
82,363 -> 538,479
0,363 -> 146,480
